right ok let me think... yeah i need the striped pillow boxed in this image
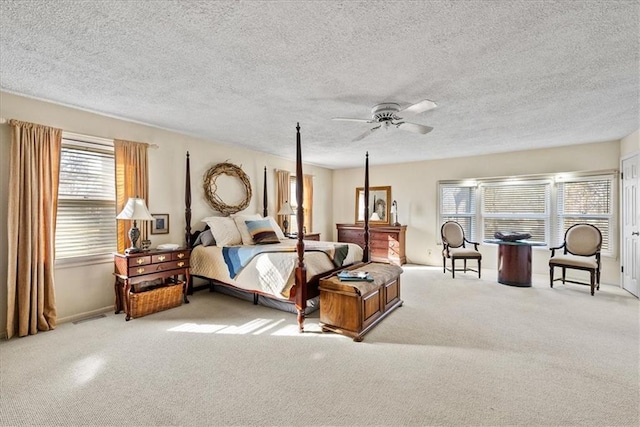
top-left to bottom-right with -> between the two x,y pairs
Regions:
245,219 -> 280,244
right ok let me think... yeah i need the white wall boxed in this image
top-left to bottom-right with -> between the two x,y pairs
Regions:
0,92 -> 333,334
332,140 -> 622,285
621,129 -> 639,158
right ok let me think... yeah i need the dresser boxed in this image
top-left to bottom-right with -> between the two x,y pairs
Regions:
336,224 -> 407,265
114,248 -> 191,320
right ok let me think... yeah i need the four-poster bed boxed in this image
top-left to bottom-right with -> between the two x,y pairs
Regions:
184,123 -> 371,332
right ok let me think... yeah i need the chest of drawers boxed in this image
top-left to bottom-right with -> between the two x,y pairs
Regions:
336,224 -> 406,265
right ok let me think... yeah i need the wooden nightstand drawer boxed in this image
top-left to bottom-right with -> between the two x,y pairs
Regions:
130,260 -> 189,276
131,255 -> 152,266
173,251 -> 189,260
152,253 -> 171,263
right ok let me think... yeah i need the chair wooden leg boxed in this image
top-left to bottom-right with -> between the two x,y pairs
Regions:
452,258 -> 455,278
443,256 -> 446,274
590,271 -> 595,295
463,259 -> 467,272
549,265 -> 554,288
561,267 -> 566,284
478,259 -> 481,278
596,269 -> 601,290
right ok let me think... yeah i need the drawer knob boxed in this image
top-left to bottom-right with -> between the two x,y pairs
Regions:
177,253 -> 185,259
136,258 -> 144,265
158,255 -> 166,261
178,262 -> 185,267
136,268 -> 145,274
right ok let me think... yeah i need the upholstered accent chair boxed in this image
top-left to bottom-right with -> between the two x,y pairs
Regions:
441,221 -> 482,278
549,224 -> 602,295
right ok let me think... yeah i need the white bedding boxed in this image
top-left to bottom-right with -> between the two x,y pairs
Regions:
190,239 -> 363,299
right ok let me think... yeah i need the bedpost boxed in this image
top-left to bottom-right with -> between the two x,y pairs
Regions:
185,151 -> 193,293
363,151 -> 370,262
294,122 -> 307,333
263,166 -> 268,217
185,151 -> 192,247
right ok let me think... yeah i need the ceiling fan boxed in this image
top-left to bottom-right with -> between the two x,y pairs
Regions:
332,99 -> 437,142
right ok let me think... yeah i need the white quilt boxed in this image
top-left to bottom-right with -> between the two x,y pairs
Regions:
190,239 -> 363,299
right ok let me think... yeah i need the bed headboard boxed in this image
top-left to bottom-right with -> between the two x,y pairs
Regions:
184,155 -> 269,248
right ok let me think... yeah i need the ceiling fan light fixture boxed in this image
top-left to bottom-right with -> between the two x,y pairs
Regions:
401,99 -> 438,114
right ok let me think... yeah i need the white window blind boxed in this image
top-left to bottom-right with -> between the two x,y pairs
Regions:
556,176 -> 613,253
481,181 -> 551,242
55,137 -> 116,260
439,184 -> 477,240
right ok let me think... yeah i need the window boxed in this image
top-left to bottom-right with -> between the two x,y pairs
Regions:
556,176 -> 613,253
438,172 -> 616,256
289,176 -> 298,234
481,180 -> 551,243
439,183 -> 477,240
55,134 -> 116,260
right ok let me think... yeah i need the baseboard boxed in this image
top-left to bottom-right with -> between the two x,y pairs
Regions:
58,306 -> 114,325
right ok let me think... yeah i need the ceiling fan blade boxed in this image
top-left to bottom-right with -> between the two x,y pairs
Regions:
399,99 -> 437,115
352,125 -> 381,142
396,122 -> 434,135
332,117 -> 373,123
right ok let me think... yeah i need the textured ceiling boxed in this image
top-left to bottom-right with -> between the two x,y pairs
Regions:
1,0 -> 638,169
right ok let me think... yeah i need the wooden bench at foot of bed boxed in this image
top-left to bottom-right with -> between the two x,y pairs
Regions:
319,262 -> 403,342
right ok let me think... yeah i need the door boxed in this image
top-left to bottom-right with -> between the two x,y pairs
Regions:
621,154 -> 639,297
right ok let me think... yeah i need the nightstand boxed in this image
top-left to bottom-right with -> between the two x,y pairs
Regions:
286,232 -> 320,241
113,248 -> 191,320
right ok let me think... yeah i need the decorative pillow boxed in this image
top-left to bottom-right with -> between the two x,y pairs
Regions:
264,216 -> 286,240
231,213 -> 263,245
245,219 -> 280,244
193,229 -> 216,247
202,216 -> 242,247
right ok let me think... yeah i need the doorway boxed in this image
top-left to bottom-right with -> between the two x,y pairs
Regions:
621,154 -> 639,297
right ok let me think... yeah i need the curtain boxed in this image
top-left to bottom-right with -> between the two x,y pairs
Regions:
275,169 -> 290,230
6,120 -> 62,338
114,140 -> 150,254
303,174 -> 313,233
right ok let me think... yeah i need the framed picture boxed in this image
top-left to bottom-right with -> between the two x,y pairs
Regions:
355,186 -> 391,225
151,213 -> 169,234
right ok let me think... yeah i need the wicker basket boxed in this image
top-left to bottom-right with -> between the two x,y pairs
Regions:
128,282 -> 183,318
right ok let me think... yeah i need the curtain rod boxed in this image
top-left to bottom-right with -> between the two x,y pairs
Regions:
1,117 -> 159,149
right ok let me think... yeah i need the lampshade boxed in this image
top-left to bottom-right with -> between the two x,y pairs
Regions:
116,198 -> 154,221
278,201 -> 294,216
391,200 -> 397,214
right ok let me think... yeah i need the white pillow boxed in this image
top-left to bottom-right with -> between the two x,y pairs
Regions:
231,213 -> 262,245
202,216 -> 242,247
264,216 -> 286,240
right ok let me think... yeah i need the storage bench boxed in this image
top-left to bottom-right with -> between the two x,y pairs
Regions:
319,262 -> 403,341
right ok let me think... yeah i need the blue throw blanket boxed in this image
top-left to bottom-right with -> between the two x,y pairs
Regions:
222,243 -> 349,279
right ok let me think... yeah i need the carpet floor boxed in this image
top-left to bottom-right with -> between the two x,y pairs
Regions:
1,265 -> 638,426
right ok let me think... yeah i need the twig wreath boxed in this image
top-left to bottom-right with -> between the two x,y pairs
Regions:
203,162 -> 252,215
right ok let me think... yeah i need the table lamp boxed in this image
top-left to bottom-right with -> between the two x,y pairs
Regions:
116,197 -> 154,254
278,201 -> 294,235
391,200 -> 400,226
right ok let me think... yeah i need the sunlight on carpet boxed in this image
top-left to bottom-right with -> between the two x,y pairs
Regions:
166,317 -> 340,338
